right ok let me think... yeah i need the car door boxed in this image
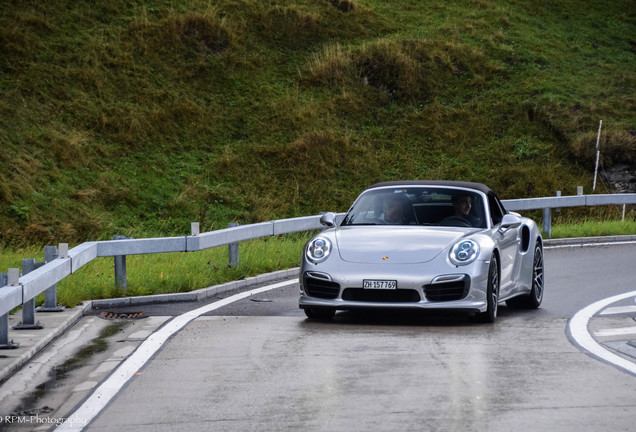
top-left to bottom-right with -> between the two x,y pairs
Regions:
488,193 -> 519,296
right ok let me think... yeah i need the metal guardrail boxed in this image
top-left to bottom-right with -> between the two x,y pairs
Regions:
1,192 -> 635,348
503,193 -> 636,238
503,193 -> 636,211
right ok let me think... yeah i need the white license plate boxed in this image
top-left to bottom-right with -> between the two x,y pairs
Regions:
363,279 -> 397,290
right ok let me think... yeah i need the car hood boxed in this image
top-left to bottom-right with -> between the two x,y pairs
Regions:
335,226 -> 472,264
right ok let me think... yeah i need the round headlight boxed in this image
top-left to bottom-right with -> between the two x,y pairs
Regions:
450,240 -> 479,266
306,237 -> 332,263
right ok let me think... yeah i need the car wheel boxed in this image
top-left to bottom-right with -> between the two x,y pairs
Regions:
476,255 -> 499,323
506,242 -> 544,309
304,307 -> 335,320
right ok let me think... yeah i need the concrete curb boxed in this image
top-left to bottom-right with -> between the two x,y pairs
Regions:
544,234 -> 636,247
90,268 -> 300,309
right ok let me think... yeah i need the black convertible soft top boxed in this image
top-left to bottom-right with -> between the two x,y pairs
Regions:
368,180 -> 494,195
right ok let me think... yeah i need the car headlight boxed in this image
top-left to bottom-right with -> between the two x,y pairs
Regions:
306,237 -> 332,263
449,240 -> 480,266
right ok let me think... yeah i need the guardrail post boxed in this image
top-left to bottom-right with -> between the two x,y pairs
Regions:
114,235 -> 128,291
13,260 -> 44,330
36,246 -> 65,312
228,223 -> 239,267
59,243 -> 68,259
0,272 -> 19,349
543,207 -> 552,239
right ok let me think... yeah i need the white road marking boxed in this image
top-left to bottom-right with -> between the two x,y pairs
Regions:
57,279 -> 298,431
568,290 -> 636,376
599,305 -> 636,315
594,326 -> 636,337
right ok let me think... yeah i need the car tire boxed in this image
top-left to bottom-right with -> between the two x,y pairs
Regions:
476,254 -> 499,323
506,242 -> 544,309
304,307 -> 336,320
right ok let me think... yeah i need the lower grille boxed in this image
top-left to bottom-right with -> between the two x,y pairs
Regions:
304,275 -> 340,299
424,276 -> 470,301
342,288 -> 421,303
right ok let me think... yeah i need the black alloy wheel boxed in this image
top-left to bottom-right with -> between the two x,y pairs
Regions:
507,242 -> 544,309
476,254 -> 499,323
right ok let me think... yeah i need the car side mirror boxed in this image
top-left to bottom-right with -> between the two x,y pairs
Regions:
320,212 -> 337,228
499,213 -> 522,232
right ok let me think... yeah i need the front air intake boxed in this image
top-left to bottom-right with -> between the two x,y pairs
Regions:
304,274 -> 340,299
423,275 -> 470,301
341,288 -> 420,302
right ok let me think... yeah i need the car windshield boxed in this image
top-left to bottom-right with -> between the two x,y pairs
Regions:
341,187 -> 486,228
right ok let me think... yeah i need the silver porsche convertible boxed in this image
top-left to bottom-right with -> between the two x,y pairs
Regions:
299,181 -> 544,323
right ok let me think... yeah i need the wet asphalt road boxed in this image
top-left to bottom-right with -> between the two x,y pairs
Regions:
74,243 -> 636,432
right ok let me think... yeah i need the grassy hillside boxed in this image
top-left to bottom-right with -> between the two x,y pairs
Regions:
1,0 -> 634,246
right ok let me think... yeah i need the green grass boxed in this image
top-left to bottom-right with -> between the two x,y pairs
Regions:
0,0 -> 634,248
550,219 -> 636,239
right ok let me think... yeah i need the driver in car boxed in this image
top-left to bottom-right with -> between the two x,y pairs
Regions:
453,194 -> 472,218
450,194 -> 480,227
382,195 -> 409,224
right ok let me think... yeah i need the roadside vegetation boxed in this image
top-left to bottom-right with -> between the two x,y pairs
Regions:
550,217 -> 636,239
0,1 -> 634,305
1,0 -> 634,247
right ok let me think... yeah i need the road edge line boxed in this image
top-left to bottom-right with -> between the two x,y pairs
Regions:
567,290 -> 636,376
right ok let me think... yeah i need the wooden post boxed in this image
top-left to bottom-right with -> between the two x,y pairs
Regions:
593,120 -> 602,191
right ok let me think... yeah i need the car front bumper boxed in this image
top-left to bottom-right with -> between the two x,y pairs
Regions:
299,258 -> 492,313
